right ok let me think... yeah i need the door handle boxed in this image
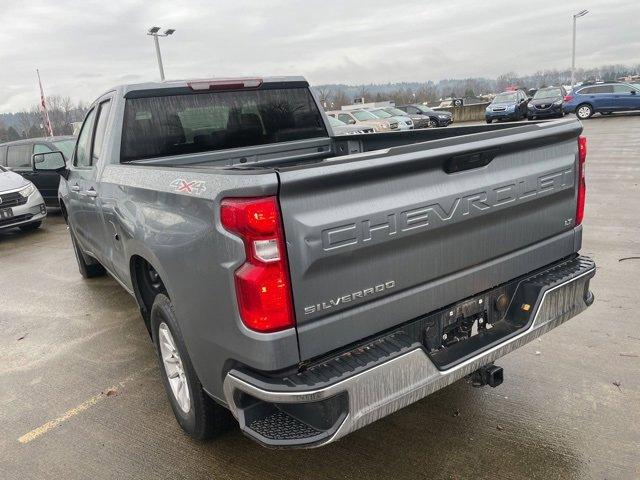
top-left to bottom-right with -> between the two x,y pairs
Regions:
70,184 -> 80,192
85,188 -> 98,198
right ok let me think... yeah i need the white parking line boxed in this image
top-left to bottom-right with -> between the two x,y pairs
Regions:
18,364 -> 156,444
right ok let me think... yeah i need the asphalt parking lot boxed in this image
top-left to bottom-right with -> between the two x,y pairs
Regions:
1,115 -> 639,480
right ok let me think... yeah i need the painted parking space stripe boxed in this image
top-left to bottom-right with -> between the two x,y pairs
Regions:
18,364 -> 156,444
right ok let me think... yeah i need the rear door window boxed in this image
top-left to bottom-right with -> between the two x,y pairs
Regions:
7,144 -> 32,169
92,100 -> 112,162
74,108 -> 97,168
613,84 -> 634,93
592,85 -> 614,94
121,87 -> 327,162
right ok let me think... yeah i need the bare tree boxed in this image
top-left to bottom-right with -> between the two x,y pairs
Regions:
332,90 -> 350,109
357,85 -> 369,103
314,86 -> 333,109
16,111 -> 36,138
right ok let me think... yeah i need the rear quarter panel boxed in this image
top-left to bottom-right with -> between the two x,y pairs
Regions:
97,164 -> 300,401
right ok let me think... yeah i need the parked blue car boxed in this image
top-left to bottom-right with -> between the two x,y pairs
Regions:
563,82 -> 640,119
485,90 -> 529,123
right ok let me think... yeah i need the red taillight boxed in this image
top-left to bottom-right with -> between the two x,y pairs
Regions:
576,136 -> 587,226
564,95 -> 573,102
220,197 -> 294,332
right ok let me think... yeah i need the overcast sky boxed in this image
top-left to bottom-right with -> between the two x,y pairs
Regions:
1,0 -> 639,112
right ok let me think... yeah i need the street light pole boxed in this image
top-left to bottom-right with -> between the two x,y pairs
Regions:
571,10 -> 588,89
147,27 -> 176,81
152,34 -> 165,81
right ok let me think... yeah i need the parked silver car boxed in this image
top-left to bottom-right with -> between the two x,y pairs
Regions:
326,110 -> 398,132
0,165 -> 47,231
368,108 -> 413,130
327,116 -> 375,135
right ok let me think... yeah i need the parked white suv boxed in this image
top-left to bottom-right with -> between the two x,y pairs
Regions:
0,165 -> 47,231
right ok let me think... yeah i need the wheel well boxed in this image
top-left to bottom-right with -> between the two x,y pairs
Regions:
130,255 -> 167,332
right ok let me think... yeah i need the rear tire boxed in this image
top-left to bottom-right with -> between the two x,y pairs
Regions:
69,228 -> 105,278
150,294 -> 235,440
576,103 -> 594,120
19,221 -> 41,232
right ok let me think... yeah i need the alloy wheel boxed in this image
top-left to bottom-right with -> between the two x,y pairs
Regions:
577,105 -> 592,119
158,322 -> 191,413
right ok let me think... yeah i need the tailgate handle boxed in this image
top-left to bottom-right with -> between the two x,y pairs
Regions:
445,148 -> 499,174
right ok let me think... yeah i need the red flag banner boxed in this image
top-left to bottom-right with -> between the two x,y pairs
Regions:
37,69 -> 54,137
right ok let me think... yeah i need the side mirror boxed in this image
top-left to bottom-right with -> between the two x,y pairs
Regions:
631,90 -> 637,95
32,152 -> 68,179
348,119 -> 356,125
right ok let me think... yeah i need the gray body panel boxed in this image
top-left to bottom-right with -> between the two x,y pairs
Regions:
59,77 -> 585,403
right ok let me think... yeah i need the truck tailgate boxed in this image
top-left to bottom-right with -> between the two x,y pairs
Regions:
277,120 -> 583,360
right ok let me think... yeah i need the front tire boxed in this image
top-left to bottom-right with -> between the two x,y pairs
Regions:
151,294 -> 234,440
19,221 -> 41,232
485,119 -> 492,124
576,103 -> 594,120
69,228 -> 105,278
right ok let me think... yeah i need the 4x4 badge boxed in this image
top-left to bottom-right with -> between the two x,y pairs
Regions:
170,179 -> 206,195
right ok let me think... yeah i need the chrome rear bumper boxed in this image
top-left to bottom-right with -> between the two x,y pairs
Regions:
223,256 -> 595,448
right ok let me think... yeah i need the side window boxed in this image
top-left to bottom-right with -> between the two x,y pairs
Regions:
338,114 -> 352,123
613,84 -> 634,93
74,108 -> 97,167
408,106 -> 418,114
579,87 -> 593,95
92,100 -> 112,162
0,146 -> 7,166
7,144 -> 32,169
592,85 -> 613,94
33,144 -> 53,154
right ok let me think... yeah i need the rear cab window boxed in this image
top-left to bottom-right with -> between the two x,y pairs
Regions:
120,87 -> 327,162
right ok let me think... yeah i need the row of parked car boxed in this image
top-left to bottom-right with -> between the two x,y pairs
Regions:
485,81 -> 640,123
326,104 -> 453,134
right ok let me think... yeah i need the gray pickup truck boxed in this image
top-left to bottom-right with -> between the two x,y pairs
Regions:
34,76 -> 595,448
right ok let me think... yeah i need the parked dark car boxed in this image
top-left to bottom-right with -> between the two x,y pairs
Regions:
485,90 -> 529,123
527,86 -> 567,120
397,104 -> 453,127
0,136 -> 76,207
563,82 -> 640,119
